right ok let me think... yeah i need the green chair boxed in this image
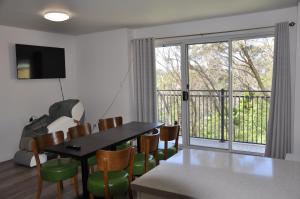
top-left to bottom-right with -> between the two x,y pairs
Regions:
88,147 -> 135,199
32,131 -> 79,199
158,125 -> 180,161
68,123 -> 97,170
133,132 -> 160,176
98,116 -> 132,150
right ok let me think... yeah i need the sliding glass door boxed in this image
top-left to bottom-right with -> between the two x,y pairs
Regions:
155,45 -> 183,144
187,42 -> 229,149
231,37 -> 274,153
155,33 -> 274,154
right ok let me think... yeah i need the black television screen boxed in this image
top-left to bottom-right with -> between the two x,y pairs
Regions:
16,44 -> 66,79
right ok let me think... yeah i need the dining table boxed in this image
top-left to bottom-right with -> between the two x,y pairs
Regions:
45,121 -> 163,199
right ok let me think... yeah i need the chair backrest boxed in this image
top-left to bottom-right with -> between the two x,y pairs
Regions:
32,131 -> 65,175
68,123 -> 92,140
32,131 -> 65,154
160,123 -> 180,160
96,147 -> 134,172
96,147 -> 135,199
140,132 -> 160,154
160,125 -> 180,142
98,116 -> 123,131
139,132 -> 160,173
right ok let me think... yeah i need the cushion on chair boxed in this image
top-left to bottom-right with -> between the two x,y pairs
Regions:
71,101 -> 85,122
41,158 -> 79,182
14,150 -> 47,167
73,155 -> 96,167
158,143 -> 177,160
19,137 -> 35,151
88,155 -> 97,166
88,170 -> 129,197
116,141 -> 131,150
47,116 -> 77,139
49,99 -> 80,119
133,153 -> 156,176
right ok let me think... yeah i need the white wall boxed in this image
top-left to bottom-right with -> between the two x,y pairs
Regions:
76,29 -> 133,130
0,25 -> 78,162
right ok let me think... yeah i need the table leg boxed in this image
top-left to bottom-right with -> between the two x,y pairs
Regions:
81,158 -> 89,199
137,136 -> 141,153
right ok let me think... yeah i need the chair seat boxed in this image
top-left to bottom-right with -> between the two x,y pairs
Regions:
88,170 -> 129,197
158,142 -> 177,160
88,155 -> 97,166
71,155 -> 96,167
133,153 -> 156,176
41,158 -> 79,182
116,141 -> 131,150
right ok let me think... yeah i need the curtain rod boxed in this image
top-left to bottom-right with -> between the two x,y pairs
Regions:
156,21 -> 296,40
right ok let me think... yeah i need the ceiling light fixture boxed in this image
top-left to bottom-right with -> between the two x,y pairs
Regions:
44,12 -> 70,22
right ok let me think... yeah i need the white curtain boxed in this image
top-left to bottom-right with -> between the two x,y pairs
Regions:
265,22 -> 292,159
132,38 -> 156,122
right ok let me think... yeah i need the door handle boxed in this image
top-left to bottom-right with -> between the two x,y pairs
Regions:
183,91 -> 189,101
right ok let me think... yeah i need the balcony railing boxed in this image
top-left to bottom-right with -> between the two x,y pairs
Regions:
156,89 -> 271,145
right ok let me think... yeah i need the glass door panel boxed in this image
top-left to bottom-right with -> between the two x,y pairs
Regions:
188,42 -> 229,149
231,37 -> 274,154
155,45 -> 183,144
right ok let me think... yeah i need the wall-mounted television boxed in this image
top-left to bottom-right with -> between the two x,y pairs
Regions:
16,44 -> 66,79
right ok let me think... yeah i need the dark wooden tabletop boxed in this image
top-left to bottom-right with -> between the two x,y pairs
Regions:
45,121 -> 163,159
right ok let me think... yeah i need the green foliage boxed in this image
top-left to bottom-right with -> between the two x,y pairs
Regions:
231,92 -> 270,144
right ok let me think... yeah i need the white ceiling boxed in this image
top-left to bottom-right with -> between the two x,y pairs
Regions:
0,0 -> 297,35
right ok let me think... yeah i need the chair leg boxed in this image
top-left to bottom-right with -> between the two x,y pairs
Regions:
89,193 -> 94,199
72,175 -> 80,197
59,181 -> 64,190
36,177 -> 43,199
104,187 -> 111,199
128,186 -> 133,199
56,182 -> 62,199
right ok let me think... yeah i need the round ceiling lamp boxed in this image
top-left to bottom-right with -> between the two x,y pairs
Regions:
44,12 -> 70,22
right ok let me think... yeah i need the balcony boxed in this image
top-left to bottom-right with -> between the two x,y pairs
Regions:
156,89 -> 271,154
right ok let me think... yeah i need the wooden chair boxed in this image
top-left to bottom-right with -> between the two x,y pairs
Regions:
32,131 -> 80,199
158,124 -> 180,160
98,116 -> 131,150
133,132 -> 160,176
67,123 -> 97,171
98,116 -> 123,131
67,123 -> 92,140
88,147 -> 135,199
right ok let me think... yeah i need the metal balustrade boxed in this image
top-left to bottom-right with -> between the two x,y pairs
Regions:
157,89 -> 271,145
